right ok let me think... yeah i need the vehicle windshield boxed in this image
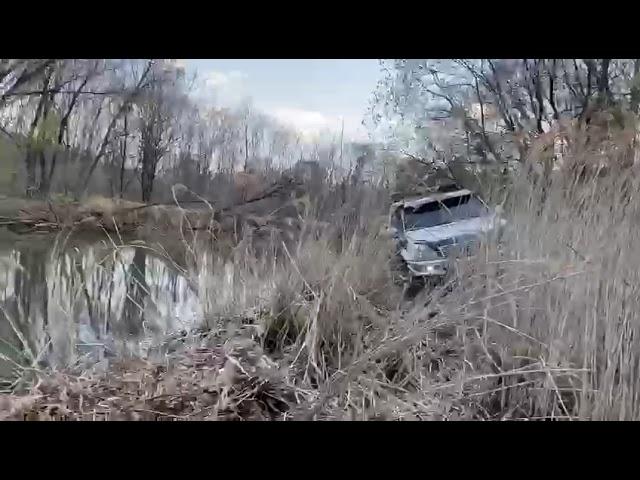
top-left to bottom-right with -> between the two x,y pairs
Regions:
403,195 -> 488,230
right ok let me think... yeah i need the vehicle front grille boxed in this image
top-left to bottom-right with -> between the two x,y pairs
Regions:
438,240 -> 480,258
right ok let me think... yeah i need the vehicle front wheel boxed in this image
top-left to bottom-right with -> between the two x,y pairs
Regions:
390,254 -> 410,287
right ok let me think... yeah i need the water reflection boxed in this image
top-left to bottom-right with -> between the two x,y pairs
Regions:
0,229 -> 284,387
0,234 -> 202,380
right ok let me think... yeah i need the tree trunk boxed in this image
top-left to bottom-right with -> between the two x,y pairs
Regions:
244,122 -> 249,171
631,59 -> 640,114
24,75 -> 51,196
38,151 -> 49,195
548,59 -> 560,120
534,60 -> 546,134
119,112 -> 128,198
36,89 -> 54,196
631,60 -> 640,166
141,158 -> 155,203
580,59 -> 596,122
475,76 -> 486,135
140,143 -> 157,203
598,59 -> 611,100
473,75 -> 496,162
25,154 -> 37,197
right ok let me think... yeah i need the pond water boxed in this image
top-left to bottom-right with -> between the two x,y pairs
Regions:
0,229 -> 270,387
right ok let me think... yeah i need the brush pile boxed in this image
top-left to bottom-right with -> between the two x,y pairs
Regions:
0,336 -> 300,421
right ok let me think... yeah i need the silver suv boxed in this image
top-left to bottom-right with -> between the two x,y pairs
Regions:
388,187 -> 503,282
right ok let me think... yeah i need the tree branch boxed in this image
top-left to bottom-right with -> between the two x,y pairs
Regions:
81,60 -> 154,194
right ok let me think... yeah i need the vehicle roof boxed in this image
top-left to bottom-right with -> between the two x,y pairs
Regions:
391,189 -> 474,211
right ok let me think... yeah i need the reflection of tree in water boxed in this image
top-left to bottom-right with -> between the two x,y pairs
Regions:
1,238 -> 202,374
75,252 -> 108,343
11,246 -> 49,359
122,248 -> 148,337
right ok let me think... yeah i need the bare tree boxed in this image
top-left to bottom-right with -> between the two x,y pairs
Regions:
39,60 -> 104,195
136,63 -> 185,202
81,60 -> 154,196
371,59 -> 640,168
0,58 -> 326,202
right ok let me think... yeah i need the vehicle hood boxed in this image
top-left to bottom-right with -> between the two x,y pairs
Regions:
405,214 -> 496,247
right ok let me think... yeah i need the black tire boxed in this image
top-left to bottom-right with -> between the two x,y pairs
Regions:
404,276 -> 426,299
390,254 -> 410,287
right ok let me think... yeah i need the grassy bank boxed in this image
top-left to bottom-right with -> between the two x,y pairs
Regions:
4,128 -> 640,421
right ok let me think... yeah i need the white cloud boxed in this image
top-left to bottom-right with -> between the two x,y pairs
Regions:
204,70 -> 248,89
270,108 -> 331,135
189,68 -> 369,143
192,70 -> 249,108
269,107 -> 367,142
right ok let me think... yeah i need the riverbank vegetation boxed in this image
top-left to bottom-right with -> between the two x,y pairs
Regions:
3,58 -> 640,420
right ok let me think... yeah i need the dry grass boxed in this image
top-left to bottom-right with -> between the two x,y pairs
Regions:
415,120 -> 640,420
5,122 -> 640,420
262,120 -> 640,421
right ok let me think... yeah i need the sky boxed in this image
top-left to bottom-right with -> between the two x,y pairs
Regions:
184,59 -> 382,142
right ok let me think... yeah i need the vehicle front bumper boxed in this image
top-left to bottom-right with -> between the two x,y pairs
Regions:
405,259 -> 449,277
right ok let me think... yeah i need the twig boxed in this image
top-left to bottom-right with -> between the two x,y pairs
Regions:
0,304 -> 35,363
540,356 -> 572,420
